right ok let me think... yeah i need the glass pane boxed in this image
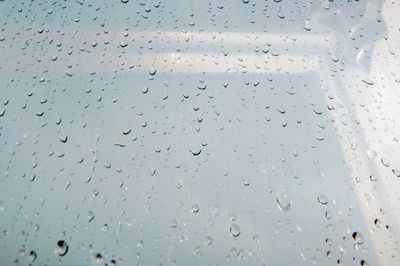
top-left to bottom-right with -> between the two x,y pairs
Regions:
0,0 -> 399,265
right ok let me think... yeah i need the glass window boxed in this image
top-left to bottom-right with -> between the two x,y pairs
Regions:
0,0 -> 399,265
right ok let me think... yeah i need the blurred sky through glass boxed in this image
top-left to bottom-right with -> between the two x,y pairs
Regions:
0,0 -> 400,265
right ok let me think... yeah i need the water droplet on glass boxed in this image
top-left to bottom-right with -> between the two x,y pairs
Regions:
28,250 -> 37,263
55,240 -> 68,256
171,219 -> 178,228
352,231 -> 364,245
189,148 -> 201,156
374,219 -> 382,228
122,128 -> 131,135
191,204 -> 200,213
91,253 -> 103,264
276,192 -> 291,211
87,211 -> 95,223
204,236 -> 213,246
369,175 -> 378,181
317,194 -> 328,205
230,224 -> 241,237
101,224 -> 109,232
149,68 -> 157,76
197,83 -> 207,90
392,168 -> 400,177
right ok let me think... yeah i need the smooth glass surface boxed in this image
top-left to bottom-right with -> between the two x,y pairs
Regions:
0,0 -> 400,265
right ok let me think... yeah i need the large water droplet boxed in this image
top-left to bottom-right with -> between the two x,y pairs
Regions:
55,240 -> 68,256
352,231 -> 364,244
317,194 -> 328,205
189,148 -> 201,156
28,250 -> 37,263
230,224 -> 241,237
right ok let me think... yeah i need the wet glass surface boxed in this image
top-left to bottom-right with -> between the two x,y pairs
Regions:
0,0 -> 400,265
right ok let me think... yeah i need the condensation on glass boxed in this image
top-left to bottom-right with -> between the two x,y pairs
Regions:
0,0 -> 399,265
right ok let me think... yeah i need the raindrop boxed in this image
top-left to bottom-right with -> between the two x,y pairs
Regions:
204,236 -> 213,246
276,192 -> 291,211
303,19 -> 312,31
87,211 -> 95,223
101,224 -> 109,232
149,68 -> 157,76
229,212 -> 237,222
189,148 -> 201,156
122,128 -> 131,135
59,136 -> 68,143
55,240 -> 68,256
230,224 -> 241,237
317,194 -> 328,205
141,87 -> 149,94
313,108 -> 322,115
352,231 -> 364,245
369,175 -> 378,181
361,79 -> 374,86
149,168 -> 156,176
381,158 -> 390,167
171,219 -> 178,228
91,253 -> 103,264
191,204 -> 200,213
28,250 -> 37,263
374,219 -> 382,228
392,169 -> 400,177
197,84 -> 207,90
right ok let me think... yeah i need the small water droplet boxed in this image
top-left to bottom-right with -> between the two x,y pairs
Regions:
361,79 -> 374,85
101,224 -> 109,232
204,236 -> 213,245
191,204 -> 200,213
141,87 -> 149,94
87,211 -> 95,223
149,168 -> 156,176
171,219 -> 178,228
276,192 -> 291,211
369,175 -> 378,181
59,136 -> 68,143
91,253 -> 103,264
392,168 -> 400,177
